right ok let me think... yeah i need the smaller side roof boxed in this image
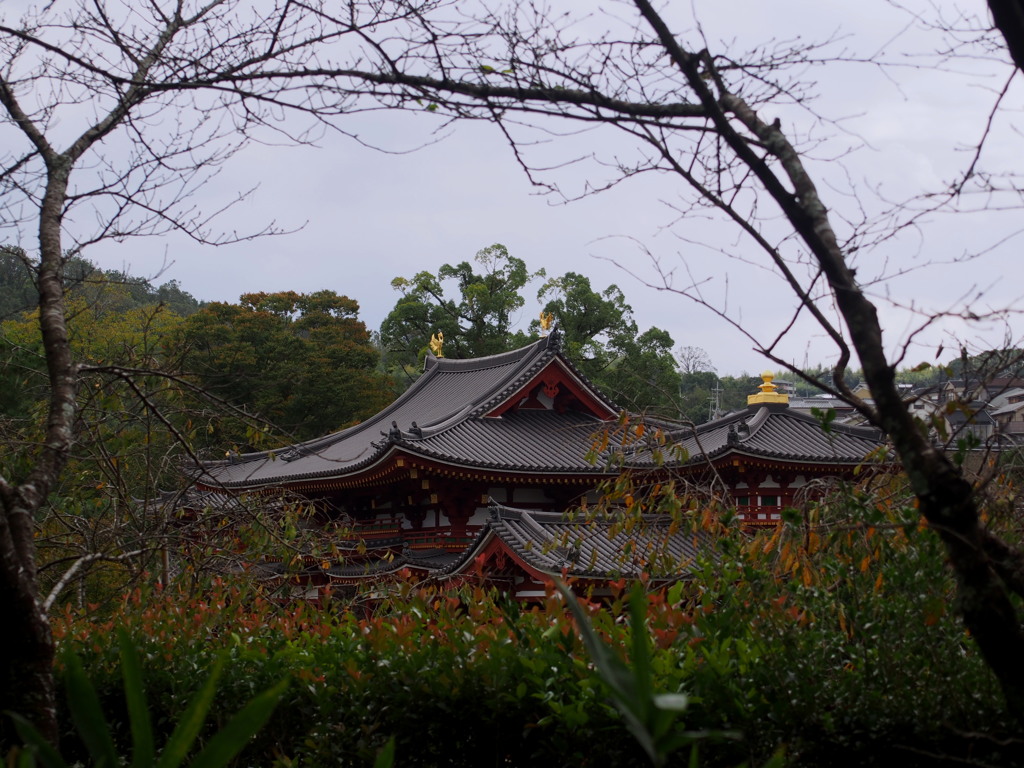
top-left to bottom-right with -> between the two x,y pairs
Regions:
441,503 -> 712,582
657,403 -> 885,467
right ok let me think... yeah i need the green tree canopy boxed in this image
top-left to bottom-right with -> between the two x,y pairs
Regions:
598,326 -> 682,414
379,244 -> 543,370
532,272 -> 635,373
0,247 -> 40,321
1,281 -> 194,610
382,248 -> 684,414
180,290 -> 393,444
533,272 -> 682,416
0,272 -> 190,425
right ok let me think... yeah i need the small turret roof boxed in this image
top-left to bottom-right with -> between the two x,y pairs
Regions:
667,404 -> 884,466
747,371 -> 789,406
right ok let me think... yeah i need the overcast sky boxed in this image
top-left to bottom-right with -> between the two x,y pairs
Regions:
9,1 -> 1024,376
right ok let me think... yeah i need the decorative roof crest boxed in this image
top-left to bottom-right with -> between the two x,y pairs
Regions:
429,331 -> 444,358
747,371 -> 789,406
547,322 -> 562,350
539,310 -> 555,335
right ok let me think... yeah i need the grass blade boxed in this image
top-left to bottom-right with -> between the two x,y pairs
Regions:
155,656 -> 225,768
7,712 -> 68,768
373,736 -> 396,768
188,677 -> 289,768
63,651 -> 118,768
117,629 -> 155,768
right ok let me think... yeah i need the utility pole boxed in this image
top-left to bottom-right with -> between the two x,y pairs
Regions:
708,380 -> 723,421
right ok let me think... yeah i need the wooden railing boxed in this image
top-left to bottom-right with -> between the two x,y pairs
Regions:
404,526 -> 483,550
333,521 -> 485,549
737,505 -> 782,526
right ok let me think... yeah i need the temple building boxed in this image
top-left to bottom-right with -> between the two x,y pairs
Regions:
669,371 -> 888,527
191,329 -> 888,596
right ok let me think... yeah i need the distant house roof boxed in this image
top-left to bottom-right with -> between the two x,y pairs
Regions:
991,397 -> 1024,418
945,402 -> 996,427
989,387 -> 1024,411
941,377 -> 1024,404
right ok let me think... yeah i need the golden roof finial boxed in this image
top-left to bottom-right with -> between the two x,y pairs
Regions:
429,331 -> 445,358
747,370 -> 789,406
539,310 -> 555,335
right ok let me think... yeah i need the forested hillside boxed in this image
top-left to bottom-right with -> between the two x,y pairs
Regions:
0,252 -> 392,619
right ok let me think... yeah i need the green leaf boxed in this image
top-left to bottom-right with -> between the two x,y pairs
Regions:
7,713 -> 68,768
628,583 -> 653,709
780,507 -> 802,525
189,677 -> 289,768
118,629 -> 155,768
554,581 -> 656,762
810,406 -> 836,434
16,745 -> 38,768
666,582 -> 684,606
373,736 -> 396,768
155,656 -> 226,768
63,651 -> 118,768
653,693 -> 689,712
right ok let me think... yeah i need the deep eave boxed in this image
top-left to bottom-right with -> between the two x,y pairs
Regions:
200,448 -> 619,496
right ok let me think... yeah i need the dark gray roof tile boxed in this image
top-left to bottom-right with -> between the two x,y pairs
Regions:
197,335 -> 887,492
442,504 -> 712,581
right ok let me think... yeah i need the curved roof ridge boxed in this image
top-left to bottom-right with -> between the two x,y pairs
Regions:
773,406 -> 883,439
407,336 -> 558,436
412,402 -> 479,435
198,334 -> 588,484
439,501 -> 709,582
426,334 -> 551,372
548,348 -> 622,413
206,336 -> 561,468
203,350 -> 449,468
743,406 -> 772,433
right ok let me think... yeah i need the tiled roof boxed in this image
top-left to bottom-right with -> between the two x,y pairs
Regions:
322,548 -> 461,580
988,387 -> 1024,408
408,409 -> 605,472
198,331 -> 618,488
196,334 -> 887,492
666,405 -> 883,466
273,505 -> 711,584
441,504 -> 712,582
991,397 -> 1024,417
946,402 -> 995,426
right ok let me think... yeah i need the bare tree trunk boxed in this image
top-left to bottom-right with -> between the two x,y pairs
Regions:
989,0 -> 1024,74
0,525 -> 56,748
0,165 -> 76,744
